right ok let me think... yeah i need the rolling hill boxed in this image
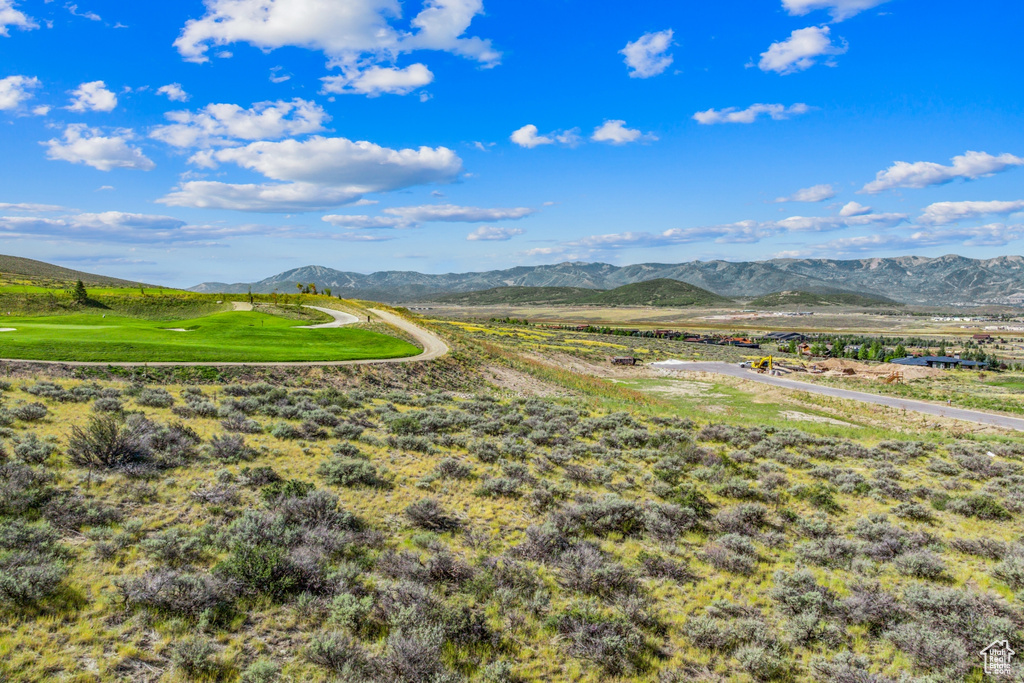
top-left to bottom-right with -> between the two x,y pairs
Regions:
746,290 -> 900,308
425,279 -> 732,307
0,255 -> 150,288
190,255 -> 1024,307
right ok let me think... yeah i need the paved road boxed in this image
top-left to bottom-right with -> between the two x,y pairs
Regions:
0,308 -> 449,368
297,306 -> 360,328
651,360 -> 1024,433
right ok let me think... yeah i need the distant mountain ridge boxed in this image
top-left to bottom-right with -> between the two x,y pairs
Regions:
190,255 -> 1024,307
427,279 -> 732,307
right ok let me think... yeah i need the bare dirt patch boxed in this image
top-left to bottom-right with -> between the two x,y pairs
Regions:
483,364 -> 570,398
816,358 -> 942,381
779,410 -> 854,426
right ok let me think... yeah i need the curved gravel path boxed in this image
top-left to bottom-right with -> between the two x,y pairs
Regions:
298,306 -> 360,328
652,360 -> 1024,432
0,308 -> 448,368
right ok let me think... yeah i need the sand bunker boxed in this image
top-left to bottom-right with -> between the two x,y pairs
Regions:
164,328 -> 193,332
0,328 -> 15,332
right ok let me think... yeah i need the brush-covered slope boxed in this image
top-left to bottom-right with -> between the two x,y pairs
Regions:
0,254 -> 150,288
579,279 -> 731,307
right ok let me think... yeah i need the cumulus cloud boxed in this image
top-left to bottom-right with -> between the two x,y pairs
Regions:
775,184 -> 836,203
321,63 -> 433,96
510,124 -> 553,149
66,3 -> 101,21
759,26 -> 847,74
861,151 -> 1024,194
44,124 -> 155,171
781,0 -> 890,22
591,120 -> 657,145
0,0 -> 36,36
156,83 -> 190,102
67,80 -> 118,112
918,200 -> 1024,225
174,0 -> 499,94
159,135 -> 462,211
0,211 -> 186,242
467,226 -> 524,241
151,98 -> 329,148
693,103 -> 810,125
384,204 -> 535,223
321,214 -> 408,229
0,75 -> 40,110
839,201 -> 872,216
620,29 -> 674,78
0,202 -> 65,212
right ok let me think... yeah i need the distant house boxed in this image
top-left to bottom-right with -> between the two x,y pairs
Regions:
765,332 -> 804,342
973,334 -> 993,342
892,355 -> 989,370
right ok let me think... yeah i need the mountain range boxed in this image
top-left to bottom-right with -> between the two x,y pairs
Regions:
190,255 -> 1024,307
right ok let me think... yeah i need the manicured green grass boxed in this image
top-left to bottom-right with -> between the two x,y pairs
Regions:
0,311 -> 420,362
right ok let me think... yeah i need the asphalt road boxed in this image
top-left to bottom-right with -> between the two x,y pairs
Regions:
651,360 -> 1024,433
298,306 -> 360,328
0,308 -> 449,368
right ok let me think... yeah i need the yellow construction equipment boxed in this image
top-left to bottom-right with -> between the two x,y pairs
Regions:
883,371 -> 904,385
751,356 -> 774,373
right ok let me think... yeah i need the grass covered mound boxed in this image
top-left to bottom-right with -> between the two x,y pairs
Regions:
1,364 -> 1023,682
0,311 -> 420,363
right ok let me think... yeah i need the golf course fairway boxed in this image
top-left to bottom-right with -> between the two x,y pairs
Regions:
0,311 -> 421,363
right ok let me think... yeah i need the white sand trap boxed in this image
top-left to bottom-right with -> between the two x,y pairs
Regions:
232,302 -> 253,311
0,328 -> 15,332
165,328 -> 193,332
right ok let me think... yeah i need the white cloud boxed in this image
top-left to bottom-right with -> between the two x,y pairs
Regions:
0,75 -> 40,110
67,81 -> 118,113
620,29 -> 674,79
775,184 -> 835,203
173,0 -> 499,96
918,200 -> 1024,226
693,102 -> 810,125
156,83 -> 190,102
591,120 -> 657,145
511,124 -> 553,149
44,124 -> 155,171
151,98 -> 328,148
321,214 -> 407,229
777,224 -> 1024,258
159,135 -> 462,212
66,3 -> 101,21
839,201 -> 872,216
0,202 -> 65,212
321,63 -> 433,96
467,226 -> 524,241
0,0 -> 36,36
861,151 -> 1024,193
759,26 -> 847,74
384,204 -> 535,223
32,105 -> 50,116
781,0 -> 890,22
565,211 -> 907,250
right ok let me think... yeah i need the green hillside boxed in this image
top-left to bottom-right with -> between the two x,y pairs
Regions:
426,286 -> 596,305
748,290 -> 900,308
0,254 -> 151,289
425,279 -> 730,307
581,278 -> 732,307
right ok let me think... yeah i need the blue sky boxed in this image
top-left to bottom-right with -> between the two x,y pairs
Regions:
0,0 -> 1022,287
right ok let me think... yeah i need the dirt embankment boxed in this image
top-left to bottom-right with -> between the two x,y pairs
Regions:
814,358 -> 943,381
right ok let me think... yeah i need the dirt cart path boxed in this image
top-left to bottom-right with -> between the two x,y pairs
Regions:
652,361 -> 1024,433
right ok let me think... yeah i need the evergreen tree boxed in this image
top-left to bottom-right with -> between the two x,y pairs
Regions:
73,279 -> 88,304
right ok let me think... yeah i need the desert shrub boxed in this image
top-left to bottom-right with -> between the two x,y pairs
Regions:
715,503 -> 771,536
950,536 -> 1008,560
735,644 -> 789,682
135,388 -> 175,408
558,544 -> 638,598
66,414 -> 152,471
205,433 -> 252,463
992,554 -> 1024,590
119,570 -> 236,620
703,535 -> 757,575
790,482 -> 843,513
795,537 -> 861,569
435,458 -> 473,479
554,606 -> 652,676
11,433 -> 55,465
0,551 -> 68,605
645,502 -> 698,542
811,653 -> 898,683
884,623 -> 967,673
375,626 -> 458,683
304,630 -> 371,675
333,422 -> 364,440
894,550 -> 947,580
0,462 -> 54,515
11,403 -> 48,422
240,659 -> 281,683
319,457 -> 390,488
170,636 -> 219,680
664,483 -> 714,518
270,422 -> 302,440
891,501 -> 935,523
683,612 -> 774,653
92,397 -> 124,413
239,466 -> 281,487
558,495 -> 647,538
948,493 -> 1011,520
42,492 -> 121,530
512,523 -> 574,564
405,499 -> 462,532
638,551 -> 699,584
841,584 -> 906,635
475,477 -> 521,498
771,569 -> 837,617
221,413 -> 263,434
142,528 -> 205,567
